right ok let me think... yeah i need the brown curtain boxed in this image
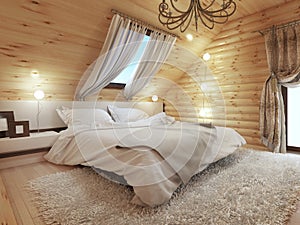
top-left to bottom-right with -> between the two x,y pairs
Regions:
260,24 -> 300,153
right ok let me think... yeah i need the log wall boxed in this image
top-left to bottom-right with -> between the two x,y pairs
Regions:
181,0 -> 300,150
1,0 -> 299,151
136,0 -> 299,151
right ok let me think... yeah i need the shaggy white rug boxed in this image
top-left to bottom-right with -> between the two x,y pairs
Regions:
27,149 -> 300,225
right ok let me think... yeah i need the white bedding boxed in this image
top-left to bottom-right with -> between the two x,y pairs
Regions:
45,115 -> 246,207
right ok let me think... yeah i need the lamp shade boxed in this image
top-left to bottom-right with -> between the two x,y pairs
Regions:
34,90 -> 45,100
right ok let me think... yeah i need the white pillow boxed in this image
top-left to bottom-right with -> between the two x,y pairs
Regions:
56,106 -> 70,125
56,107 -> 114,126
107,105 -> 149,122
125,112 -> 175,126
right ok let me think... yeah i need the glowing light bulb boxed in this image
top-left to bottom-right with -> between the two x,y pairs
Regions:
151,95 -> 158,102
203,53 -> 211,61
34,89 -> 45,100
186,34 -> 193,41
199,108 -> 212,118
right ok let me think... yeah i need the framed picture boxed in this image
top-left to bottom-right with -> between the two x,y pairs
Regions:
0,111 -> 15,138
0,111 -> 30,138
10,121 -> 30,138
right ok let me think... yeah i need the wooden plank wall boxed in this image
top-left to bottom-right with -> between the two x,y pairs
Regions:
1,0 -> 299,151
133,0 -> 300,151
198,0 -> 300,150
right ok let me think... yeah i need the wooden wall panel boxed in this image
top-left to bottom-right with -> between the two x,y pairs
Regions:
0,0 -> 294,101
0,0 -> 298,151
144,0 -> 299,151
199,0 -> 300,150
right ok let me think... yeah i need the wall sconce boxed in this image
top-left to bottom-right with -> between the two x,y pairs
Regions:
152,95 -> 159,102
199,107 -> 212,118
186,33 -> 193,41
34,89 -> 45,133
203,52 -> 211,61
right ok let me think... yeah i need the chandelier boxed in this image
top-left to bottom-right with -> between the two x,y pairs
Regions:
158,0 -> 237,32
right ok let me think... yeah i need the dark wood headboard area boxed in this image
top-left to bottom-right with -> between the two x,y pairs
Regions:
0,101 -> 163,132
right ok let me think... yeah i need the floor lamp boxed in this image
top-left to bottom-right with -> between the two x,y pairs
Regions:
33,89 -> 45,133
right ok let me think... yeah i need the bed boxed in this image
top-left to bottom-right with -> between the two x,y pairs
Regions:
44,102 -> 246,207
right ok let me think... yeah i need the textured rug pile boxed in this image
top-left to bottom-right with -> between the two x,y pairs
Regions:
27,149 -> 300,225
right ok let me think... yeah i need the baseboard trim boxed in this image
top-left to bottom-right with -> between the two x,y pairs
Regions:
0,148 -> 50,159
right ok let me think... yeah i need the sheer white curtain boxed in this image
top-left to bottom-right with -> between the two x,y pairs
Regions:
123,32 -> 176,100
75,14 -> 147,100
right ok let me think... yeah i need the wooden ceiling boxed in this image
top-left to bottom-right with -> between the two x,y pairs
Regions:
0,0 -> 296,100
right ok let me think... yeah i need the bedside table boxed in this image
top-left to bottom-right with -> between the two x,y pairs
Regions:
0,131 -> 59,155
0,131 -> 60,169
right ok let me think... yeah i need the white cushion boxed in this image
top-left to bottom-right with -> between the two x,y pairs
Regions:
56,106 -> 70,125
56,107 -> 114,126
125,112 -> 175,126
107,105 -> 149,122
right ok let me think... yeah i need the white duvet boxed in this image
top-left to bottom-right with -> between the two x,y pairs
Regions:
45,115 -> 246,207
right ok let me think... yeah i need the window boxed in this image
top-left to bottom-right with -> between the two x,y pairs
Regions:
106,35 -> 150,88
283,86 -> 300,151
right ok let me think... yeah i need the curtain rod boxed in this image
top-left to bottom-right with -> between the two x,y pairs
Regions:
256,19 -> 300,35
111,9 -> 179,38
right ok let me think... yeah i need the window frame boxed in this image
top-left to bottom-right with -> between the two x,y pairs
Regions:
105,83 -> 125,89
104,29 -> 154,89
282,86 -> 300,152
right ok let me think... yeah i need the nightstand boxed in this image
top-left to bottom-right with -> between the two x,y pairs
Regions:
0,131 -> 60,169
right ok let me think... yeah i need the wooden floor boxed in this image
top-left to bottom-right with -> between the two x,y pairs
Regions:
0,160 -> 73,225
0,159 -> 300,225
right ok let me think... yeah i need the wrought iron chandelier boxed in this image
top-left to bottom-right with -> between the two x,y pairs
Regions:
158,0 -> 237,32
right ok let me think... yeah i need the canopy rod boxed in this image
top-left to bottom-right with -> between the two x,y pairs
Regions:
256,19 -> 300,35
111,9 -> 180,38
